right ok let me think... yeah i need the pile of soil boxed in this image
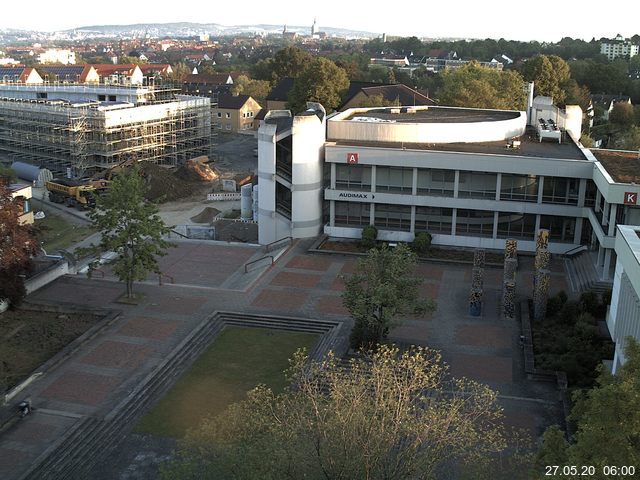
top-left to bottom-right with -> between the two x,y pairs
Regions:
140,163 -> 196,202
190,206 -> 220,224
213,219 -> 258,243
175,156 -> 219,183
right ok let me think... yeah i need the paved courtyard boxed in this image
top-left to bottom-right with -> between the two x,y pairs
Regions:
0,240 -> 566,479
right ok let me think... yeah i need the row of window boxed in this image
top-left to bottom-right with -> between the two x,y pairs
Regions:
333,202 -> 576,242
334,165 -> 583,205
215,111 -> 256,118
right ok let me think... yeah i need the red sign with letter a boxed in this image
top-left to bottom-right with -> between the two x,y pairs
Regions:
624,192 -> 638,205
346,152 -> 359,164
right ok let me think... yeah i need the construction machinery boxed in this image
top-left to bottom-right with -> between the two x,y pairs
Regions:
46,178 -> 99,210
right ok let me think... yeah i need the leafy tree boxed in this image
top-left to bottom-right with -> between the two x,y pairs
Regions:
0,182 -> 38,307
343,243 -> 435,349
562,79 -> 591,110
536,338 -> 640,476
229,75 -> 271,103
82,166 -> 173,298
438,61 -> 526,110
360,224 -> 378,249
272,46 -> 312,82
521,54 -> 571,104
348,93 -> 401,109
609,102 -> 635,126
162,345 -> 509,480
287,57 -> 349,113
613,125 -> 640,150
411,232 -> 432,254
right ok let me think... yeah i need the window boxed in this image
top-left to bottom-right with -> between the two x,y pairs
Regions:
415,206 -> 452,234
457,171 -> 497,199
335,165 -> 372,191
455,209 -> 494,237
36,92 -> 48,99
98,94 -> 106,101
335,201 -> 370,227
496,212 -> 536,240
226,124 -> 231,130
225,112 -> 230,118
539,215 -> 575,242
500,174 -> 538,202
250,111 -> 254,117
417,169 -> 454,196
542,176 -> 579,205
217,112 -> 222,118
374,204 -> 411,231
108,95 -> 116,101
376,166 -> 413,193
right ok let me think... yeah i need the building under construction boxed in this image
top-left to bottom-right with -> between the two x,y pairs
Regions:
0,82 -> 211,177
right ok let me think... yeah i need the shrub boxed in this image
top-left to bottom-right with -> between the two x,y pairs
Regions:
411,232 -> 432,255
600,289 -> 612,307
579,291 -> 599,314
360,225 -> 378,249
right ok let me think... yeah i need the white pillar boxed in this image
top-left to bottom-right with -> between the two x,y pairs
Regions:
574,218 -> 583,244
330,163 -> 336,189
329,200 -> 335,227
495,173 -> 502,201
492,211 -> 499,239
578,178 -> 587,207
537,175 -> 544,204
410,205 -> 416,234
603,249 -> 612,281
451,208 -> 457,236
371,165 -> 377,193
453,170 -> 460,198
412,167 -> 418,196
608,204 -> 618,236
595,190 -> 602,212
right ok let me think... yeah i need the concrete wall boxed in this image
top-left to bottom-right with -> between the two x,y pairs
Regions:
25,260 -> 69,295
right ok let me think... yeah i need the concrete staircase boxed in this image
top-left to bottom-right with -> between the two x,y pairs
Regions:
20,312 -> 348,480
565,252 -> 612,295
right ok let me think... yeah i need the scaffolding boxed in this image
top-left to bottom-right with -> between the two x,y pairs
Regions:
0,83 -> 211,177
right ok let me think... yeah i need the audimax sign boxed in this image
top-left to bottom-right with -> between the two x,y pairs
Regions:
338,192 -> 370,199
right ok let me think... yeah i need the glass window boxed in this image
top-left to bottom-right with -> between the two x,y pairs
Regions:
376,167 -> 413,193
374,203 -> 411,231
415,206 -> 452,234
335,165 -> 372,191
540,215 -> 576,243
500,174 -> 538,202
457,171 -> 497,199
542,176 -> 579,205
455,209 -> 495,237
335,201 -> 370,227
496,212 -> 536,240
417,168 -> 454,197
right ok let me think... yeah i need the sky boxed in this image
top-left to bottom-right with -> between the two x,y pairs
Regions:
1,0 -> 638,42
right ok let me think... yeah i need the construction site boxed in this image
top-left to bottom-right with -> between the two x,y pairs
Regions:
0,83 -> 212,178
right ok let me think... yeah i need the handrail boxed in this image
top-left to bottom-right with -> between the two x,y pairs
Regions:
158,272 -> 174,285
562,245 -> 586,258
170,229 -> 188,239
264,236 -> 293,253
244,255 -> 274,273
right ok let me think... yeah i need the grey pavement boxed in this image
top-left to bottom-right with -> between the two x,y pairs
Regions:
0,239 -> 567,479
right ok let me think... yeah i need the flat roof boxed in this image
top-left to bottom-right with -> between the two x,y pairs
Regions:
331,131 -> 587,161
342,107 -> 520,124
591,149 -> 640,184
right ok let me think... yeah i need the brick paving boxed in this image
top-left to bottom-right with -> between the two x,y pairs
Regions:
0,239 -> 568,479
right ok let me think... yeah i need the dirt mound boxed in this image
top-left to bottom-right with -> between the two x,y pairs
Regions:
190,206 -> 220,224
175,156 -> 219,183
140,163 -> 195,202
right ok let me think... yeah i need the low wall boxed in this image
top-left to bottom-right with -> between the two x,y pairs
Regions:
25,260 -> 69,295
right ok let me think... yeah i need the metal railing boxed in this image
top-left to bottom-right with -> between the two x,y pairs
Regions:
562,245 -> 587,258
264,236 -> 293,253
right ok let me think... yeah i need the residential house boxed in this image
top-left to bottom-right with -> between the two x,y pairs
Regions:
8,182 -> 33,225
92,64 -> 144,85
600,35 -> 639,61
37,49 -> 76,65
591,94 -> 632,120
39,65 -> 100,83
265,77 -> 295,111
0,66 -> 43,84
138,64 -> 174,79
213,94 -> 262,133
181,73 -> 237,100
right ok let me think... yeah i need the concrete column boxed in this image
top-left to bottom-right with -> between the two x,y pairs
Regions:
329,200 -> 335,227
608,204 -> 618,236
495,173 -> 502,201
597,245 -> 604,268
578,178 -> 587,207
537,175 -> 544,204
603,249 -> 612,281
412,167 -> 418,196
595,190 -> 602,212
602,201 -> 610,227
330,163 -> 336,189
369,203 -> 375,225
410,205 -> 416,234
371,165 -> 376,193
454,170 -> 460,198
451,208 -> 457,236
493,211 -> 499,238
535,214 -> 541,233
574,217 -> 583,244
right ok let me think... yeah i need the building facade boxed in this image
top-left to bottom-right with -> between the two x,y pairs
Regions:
258,104 -> 640,283
600,36 -> 640,60
607,225 -> 640,372
213,94 -> 261,133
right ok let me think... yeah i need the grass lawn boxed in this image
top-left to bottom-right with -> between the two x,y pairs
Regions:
34,210 -> 96,253
135,326 -> 318,438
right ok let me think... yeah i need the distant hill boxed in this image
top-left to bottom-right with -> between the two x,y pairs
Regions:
70,22 -> 377,38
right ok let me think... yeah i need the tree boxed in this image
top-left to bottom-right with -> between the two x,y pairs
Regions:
162,345 -> 509,480
83,166 -> 173,298
342,244 -> 435,349
521,54 -> 571,104
536,338 -> 640,476
438,62 -> 526,110
609,102 -> 635,127
0,182 -> 38,307
230,75 -> 271,103
287,57 -> 349,113
272,46 -> 312,82
613,125 -> 640,150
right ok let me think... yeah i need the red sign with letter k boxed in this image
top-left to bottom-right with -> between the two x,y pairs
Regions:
624,192 -> 637,205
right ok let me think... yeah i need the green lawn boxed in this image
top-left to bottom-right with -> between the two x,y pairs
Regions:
135,326 -> 318,438
34,210 -> 96,253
